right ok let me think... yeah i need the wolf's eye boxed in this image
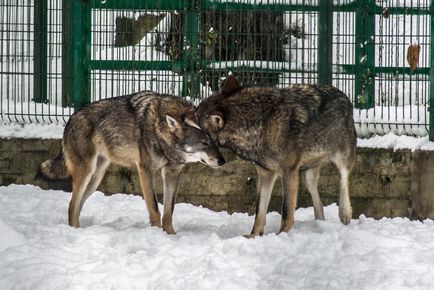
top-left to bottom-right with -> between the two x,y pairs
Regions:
201,141 -> 208,146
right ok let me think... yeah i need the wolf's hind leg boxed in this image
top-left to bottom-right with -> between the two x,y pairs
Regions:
304,166 -> 325,220
68,156 -> 97,228
136,163 -> 161,228
79,156 -> 111,214
332,152 -> 353,225
161,165 -> 184,234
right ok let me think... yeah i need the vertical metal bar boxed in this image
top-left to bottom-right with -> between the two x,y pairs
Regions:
70,0 -> 82,109
62,0 -> 71,107
355,0 -> 375,109
318,0 -> 333,85
34,0 -> 48,103
182,0 -> 200,99
429,0 -> 434,141
70,0 -> 91,110
84,1 -> 91,106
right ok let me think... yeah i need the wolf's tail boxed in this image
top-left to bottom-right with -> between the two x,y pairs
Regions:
39,153 -> 70,180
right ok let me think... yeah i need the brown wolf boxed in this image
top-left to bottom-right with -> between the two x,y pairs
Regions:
196,76 -> 356,237
40,91 -> 225,234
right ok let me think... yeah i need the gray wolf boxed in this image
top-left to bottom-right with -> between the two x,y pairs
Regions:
40,91 -> 225,234
196,76 -> 356,237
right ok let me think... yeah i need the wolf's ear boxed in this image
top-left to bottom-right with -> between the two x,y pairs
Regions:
208,114 -> 225,131
222,75 -> 240,96
166,115 -> 181,134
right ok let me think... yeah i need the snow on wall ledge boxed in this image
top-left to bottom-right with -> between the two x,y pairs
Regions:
354,105 -> 429,138
1,104 -> 430,138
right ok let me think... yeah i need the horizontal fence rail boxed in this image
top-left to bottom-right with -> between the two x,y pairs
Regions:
0,0 -> 433,141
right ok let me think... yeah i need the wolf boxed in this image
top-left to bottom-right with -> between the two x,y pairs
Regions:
196,76 -> 356,237
40,91 -> 225,234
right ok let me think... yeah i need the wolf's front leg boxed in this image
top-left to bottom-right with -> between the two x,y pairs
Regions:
279,167 -> 300,233
136,163 -> 161,228
161,165 -> 185,234
246,165 -> 277,238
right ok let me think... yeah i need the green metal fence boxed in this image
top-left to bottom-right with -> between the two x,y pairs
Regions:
0,0 -> 433,141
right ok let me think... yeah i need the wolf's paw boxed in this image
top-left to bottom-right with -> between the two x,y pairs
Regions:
69,222 -> 80,228
339,207 -> 352,225
243,232 -> 263,239
163,226 -> 176,235
279,219 -> 294,233
150,220 -> 162,228
314,208 -> 325,220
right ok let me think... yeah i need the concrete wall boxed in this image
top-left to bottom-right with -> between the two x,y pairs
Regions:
1,138 -> 433,220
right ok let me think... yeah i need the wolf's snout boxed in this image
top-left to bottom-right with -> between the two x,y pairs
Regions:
205,155 -> 225,168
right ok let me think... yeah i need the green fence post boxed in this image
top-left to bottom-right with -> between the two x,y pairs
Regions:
182,0 -> 200,99
70,0 -> 91,110
355,0 -> 375,109
62,0 -> 71,107
430,0 -> 434,141
318,0 -> 333,85
34,0 -> 48,103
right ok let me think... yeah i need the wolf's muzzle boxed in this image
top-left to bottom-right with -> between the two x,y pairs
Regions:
204,156 -> 226,168
217,157 -> 226,167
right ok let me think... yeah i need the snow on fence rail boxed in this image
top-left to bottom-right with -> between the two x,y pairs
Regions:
0,0 -> 432,139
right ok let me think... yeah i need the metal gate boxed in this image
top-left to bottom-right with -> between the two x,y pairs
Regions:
1,0 -> 433,140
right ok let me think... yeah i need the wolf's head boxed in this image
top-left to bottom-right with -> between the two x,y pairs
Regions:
196,75 -> 240,143
165,112 -> 225,168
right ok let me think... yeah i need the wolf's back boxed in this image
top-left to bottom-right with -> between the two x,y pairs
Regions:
40,153 -> 69,180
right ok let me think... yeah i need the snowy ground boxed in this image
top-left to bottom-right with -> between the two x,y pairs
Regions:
1,184 -> 434,289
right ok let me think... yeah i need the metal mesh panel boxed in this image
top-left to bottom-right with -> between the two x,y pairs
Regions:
332,10 -> 356,100
0,0 -> 432,140
0,0 -> 72,123
90,9 -> 184,101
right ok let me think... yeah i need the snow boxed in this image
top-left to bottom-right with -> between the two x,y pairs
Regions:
1,184 -> 434,289
354,105 -> 429,138
357,132 -> 434,151
0,123 -> 65,139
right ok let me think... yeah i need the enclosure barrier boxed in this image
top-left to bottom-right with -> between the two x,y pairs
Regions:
0,0 -> 433,141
